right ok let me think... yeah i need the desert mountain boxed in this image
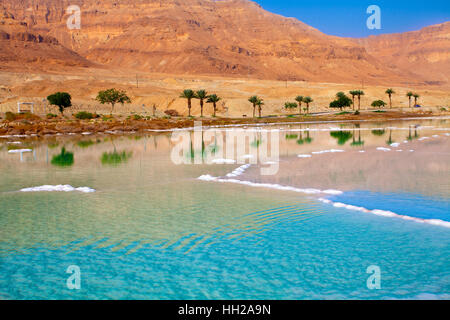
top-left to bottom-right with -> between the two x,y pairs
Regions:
0,0 -> 448,86
0,8 -> 93,71
358,22 -> 450,86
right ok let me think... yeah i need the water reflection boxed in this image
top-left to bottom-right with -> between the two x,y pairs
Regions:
51,147 -> 74,167
101,150 -> 132,166
330,130 -> 353,145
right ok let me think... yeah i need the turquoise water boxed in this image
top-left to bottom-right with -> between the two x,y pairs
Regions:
0,119 -> 449,299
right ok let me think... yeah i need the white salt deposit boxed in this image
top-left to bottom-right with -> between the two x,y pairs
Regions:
318,198 -> 450,228
8,149 -> 32,153
20,185 -> 95,193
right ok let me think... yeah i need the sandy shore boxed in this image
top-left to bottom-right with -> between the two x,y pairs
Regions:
1,110 -> 448,137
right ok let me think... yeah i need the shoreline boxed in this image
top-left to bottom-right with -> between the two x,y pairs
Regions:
1,110 -> 449,138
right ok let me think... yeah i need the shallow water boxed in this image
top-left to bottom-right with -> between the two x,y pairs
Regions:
0,118 -> 449,299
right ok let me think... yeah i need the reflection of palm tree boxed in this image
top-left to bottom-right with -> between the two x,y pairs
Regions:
350,127 -> 364,147
296,131 -> 304,145
386,129 -> 394,145
305,131 -> 313,144
407,126 -> 413,141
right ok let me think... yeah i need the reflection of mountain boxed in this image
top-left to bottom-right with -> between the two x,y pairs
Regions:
0,0 -> 449,86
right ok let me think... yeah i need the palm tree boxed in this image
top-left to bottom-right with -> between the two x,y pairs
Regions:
303,97 -> 313,114
195,90 -> 208,117
256,98 -> 264,118
295,96 -> 303,115
180,89 -> 195,117
349,90 -> 358,110
356,90 -> 365,111
406,91 -> 414,108
248,96 -> 259,118
386,88 -> 395,109
413,93 -> 420,107
206,94 -> 221,117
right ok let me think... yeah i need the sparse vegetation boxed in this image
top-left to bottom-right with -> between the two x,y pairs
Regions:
206,94 -> 221,117
5,112 -> 16,121
256,98 -> 264,118
248,96 -> 260,118
47,92 -> 72,115
75,111 -> 95,120
330,92 -> 352,111
295,96 -> 303,114
406,91 -> 414,108
284,102 -> 297,113
385,88 -> 395,108
180,89 -> 195,117
195,90 -> 208,117
164,109 -> 180,117
96,88 -> 131,114
46,113 -> 58,119
302,96 -> 313,114
371,100 -> 387,109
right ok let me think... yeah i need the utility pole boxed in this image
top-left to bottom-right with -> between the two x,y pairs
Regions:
136,74 -> 139,88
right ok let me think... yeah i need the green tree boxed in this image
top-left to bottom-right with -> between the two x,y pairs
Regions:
295,96 -> 304,114
256,98 -> 264,118
356,90 -> 365,110
349,90 -> 358,110
371,100 -> 387,109
406,91 -> 414,108
385,88 -> 395,109
180,89 -> 195,117
195,90 -> 208,117
413,93 -> 420,106
303,97 -> 313,114
206,94 -> 221,117
96,88 -> 131,114
330,92 -> 352,111
248,96 -> 260,118
284,102 -> 298,113
47,92 -> 72,115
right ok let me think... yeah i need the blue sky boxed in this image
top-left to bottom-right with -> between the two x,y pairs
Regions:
254,0 -> 450,37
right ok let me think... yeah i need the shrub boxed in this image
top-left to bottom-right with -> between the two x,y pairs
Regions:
75,111 -> 94,120
5,112 -> 16,121
440,107 -> 447,112
354,110 -> 360,115
46,113 -> 58,119
133,114 -> 143,120
164,109 -> 180,117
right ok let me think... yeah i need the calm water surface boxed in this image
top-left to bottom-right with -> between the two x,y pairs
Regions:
0,118 -> 449,299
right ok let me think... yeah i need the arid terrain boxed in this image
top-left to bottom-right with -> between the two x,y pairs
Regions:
0,0 -> 449,118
